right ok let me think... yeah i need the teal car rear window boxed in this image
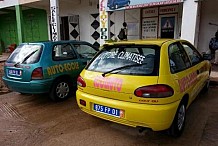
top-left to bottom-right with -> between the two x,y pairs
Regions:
6,44 -> 42,64
87,45 -> 160,76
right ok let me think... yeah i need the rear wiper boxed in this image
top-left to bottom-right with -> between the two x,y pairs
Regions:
14,50 -> 38,67
102,63 -> 147,77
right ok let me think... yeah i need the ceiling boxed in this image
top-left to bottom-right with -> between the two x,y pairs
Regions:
0,0 -> 83,14
22,0 -> 83,11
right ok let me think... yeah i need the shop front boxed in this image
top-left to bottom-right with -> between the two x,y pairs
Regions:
99,0 -> 184,45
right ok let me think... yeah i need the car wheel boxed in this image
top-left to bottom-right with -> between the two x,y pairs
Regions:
49,78 -> 72,101
169,101 -> 186,137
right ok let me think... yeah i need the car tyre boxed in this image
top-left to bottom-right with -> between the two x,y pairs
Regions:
49,78 -> 72,101
202,78 -> 210,93
169,101 -> 186,137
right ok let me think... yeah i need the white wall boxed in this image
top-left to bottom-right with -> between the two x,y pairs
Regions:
198,0 -> 218,53
181,0 -> 199,45
125,9 -> 141,40
45,0 -> 99,43
0,0 -> 19,8
110,10 -> 125,39
57,0 -> 99,42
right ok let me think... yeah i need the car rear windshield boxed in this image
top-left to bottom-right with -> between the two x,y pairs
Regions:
6,44 -> 42,64
87,44 -> 160,76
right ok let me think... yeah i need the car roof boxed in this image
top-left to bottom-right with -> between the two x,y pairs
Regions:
104,39 -> 181,47
21,40 -> 91,45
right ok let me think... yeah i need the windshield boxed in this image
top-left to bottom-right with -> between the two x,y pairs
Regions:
87,45 -> 160,76
6,44 -> 42,64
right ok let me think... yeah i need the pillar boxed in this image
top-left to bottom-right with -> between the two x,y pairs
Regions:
181,0 -> 200,45
15,5 -> 24,44
50,0 -> 60,41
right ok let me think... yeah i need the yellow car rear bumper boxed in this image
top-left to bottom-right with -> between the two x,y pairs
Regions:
76,90 -> 181,131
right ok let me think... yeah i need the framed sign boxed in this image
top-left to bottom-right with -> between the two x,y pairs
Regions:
142,17 -> 158,39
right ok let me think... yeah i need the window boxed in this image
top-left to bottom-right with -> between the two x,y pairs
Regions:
7,44 -> 42,64
87,45 -> 160,76
72,44 -> 97,59
182,43 -> 202,66
53,44 -> 76,60
168,43 -> 191,73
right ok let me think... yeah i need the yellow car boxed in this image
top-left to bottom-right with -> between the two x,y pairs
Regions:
76,39 -> 211,137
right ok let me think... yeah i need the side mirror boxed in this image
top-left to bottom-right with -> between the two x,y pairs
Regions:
203,54 -> 212,60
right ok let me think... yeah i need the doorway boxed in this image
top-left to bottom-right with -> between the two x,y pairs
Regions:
60,16 -> 69,40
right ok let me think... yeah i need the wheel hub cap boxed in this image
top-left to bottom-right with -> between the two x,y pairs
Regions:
56,82 -> 69,98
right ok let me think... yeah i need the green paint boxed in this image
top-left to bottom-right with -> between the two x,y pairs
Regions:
0,8 -> 48,52
23,9 -> 48,42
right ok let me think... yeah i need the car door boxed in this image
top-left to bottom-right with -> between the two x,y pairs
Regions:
180,41 -> 206,101
50,43 -> 81,81
168,42 -> 200,102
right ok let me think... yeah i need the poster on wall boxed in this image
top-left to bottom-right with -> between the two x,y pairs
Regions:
105,0 -> 183,11
142,17 -> 158,39
160,16 -> 175,38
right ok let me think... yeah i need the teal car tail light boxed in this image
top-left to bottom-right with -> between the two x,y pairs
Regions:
31,67 -> 43,80
134,85 -> 174,98
77,75 -> 86,87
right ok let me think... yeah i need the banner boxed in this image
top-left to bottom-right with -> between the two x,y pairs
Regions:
105,0 -> 183,11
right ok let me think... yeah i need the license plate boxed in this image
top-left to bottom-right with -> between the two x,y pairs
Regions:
8,69 -> 22,77
93,104 -> 124,118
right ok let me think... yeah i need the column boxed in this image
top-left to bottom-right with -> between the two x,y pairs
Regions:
99,0 -> 110,46
15,5 -> 24,44
181,0 -> 200,45
50,0 -> 60,41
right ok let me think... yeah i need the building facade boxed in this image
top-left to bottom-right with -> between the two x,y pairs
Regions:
0,0 -> 217,53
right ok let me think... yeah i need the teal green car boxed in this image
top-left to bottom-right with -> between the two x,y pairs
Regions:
2,40 -> 98,101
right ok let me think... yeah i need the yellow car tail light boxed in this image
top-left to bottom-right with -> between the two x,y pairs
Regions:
77,75 -> 86,87
134,84 -> 174,98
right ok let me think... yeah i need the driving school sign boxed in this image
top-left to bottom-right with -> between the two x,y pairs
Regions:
99,0 -> 109,45
105,0 -> 183,11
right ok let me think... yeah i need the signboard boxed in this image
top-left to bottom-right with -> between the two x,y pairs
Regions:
142,17 -> 158,39
105,0 -> 183,11
142,7 -> 158,17
99,0 -> 109,45
159,5 -> 179,14
161,16 -> 175,38
50,0 -> 60,41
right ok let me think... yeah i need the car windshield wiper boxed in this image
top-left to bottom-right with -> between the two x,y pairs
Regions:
14,50 -> 38,67
102,63 -> 147,77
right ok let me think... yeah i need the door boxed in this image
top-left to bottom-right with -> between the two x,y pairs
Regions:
180,41 -> 206,101
60,17 -> 69,40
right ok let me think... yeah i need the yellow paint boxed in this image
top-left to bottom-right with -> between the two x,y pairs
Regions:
100,10 -> 107,28
47,62 -> 79,76
76,39 -> 211,131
